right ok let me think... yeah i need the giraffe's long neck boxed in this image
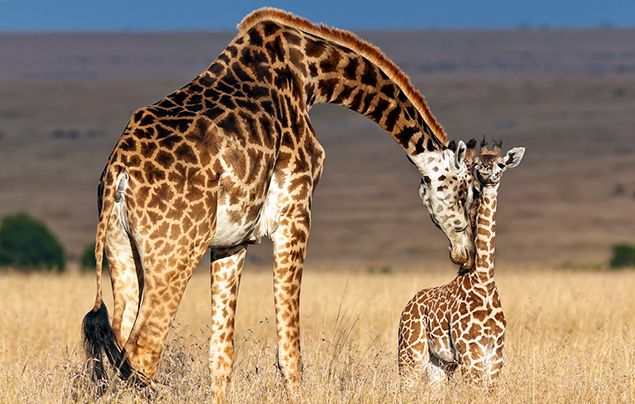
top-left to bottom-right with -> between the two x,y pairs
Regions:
229,17 -> 448,155
472,183 -> 499,284
300,35 -> 444,155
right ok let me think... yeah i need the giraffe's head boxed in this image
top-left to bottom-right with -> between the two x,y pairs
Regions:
475,141 -> 525,186
411,139 -> 478,269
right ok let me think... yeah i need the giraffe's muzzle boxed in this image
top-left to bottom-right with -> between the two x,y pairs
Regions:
448,232 -> 476,269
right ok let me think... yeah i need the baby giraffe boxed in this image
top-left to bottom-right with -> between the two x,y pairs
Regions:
398,142 -> 525,388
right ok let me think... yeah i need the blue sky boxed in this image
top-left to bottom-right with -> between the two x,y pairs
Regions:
0,0 -> 633,31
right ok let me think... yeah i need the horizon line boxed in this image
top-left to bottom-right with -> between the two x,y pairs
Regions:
1,24 -> 634,34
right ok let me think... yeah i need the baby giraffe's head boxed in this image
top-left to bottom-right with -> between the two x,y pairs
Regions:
475,141 -> 525,186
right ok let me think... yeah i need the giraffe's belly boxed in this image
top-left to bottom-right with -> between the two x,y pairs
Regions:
210,205 -> 260,247
210,172 -> 283,248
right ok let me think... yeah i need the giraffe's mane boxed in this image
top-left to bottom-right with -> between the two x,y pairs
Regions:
238,7 -> 448,146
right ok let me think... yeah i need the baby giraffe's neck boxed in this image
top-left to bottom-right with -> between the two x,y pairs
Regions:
472,183 -> 499,284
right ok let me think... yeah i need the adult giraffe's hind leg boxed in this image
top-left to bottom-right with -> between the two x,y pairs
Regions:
208,246 -> 246,402
120,208 -> 216,385
121,247 -> 205,383
105,202 -> 143,347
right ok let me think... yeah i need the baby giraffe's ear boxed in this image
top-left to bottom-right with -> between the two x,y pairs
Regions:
465,138 -> 478,168
504,147 -> 526,168
454,140 -> 467,169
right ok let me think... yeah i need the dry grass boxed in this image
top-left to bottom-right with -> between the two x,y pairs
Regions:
1,265 -> 634,402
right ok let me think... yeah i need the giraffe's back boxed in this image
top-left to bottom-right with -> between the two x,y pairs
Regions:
104,36 -> 325,248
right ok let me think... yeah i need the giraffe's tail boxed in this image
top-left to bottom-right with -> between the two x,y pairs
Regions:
81,163 -> 132,391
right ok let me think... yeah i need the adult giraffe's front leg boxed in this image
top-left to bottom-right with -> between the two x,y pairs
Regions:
208,246 -> 246,402
271,204 -> 311,397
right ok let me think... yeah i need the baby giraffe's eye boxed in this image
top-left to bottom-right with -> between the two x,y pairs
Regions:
497,163 -> 505,169
419,179 -> 428,195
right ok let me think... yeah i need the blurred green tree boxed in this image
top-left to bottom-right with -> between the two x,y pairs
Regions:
609,244 -> 635,269
0,213 -> 65,271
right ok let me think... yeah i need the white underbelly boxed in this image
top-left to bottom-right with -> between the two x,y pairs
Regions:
210,176 -> 283,248
210,205 -> 256,247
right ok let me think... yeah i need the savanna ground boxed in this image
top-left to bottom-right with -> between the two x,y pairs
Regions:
1,265 -> 634,402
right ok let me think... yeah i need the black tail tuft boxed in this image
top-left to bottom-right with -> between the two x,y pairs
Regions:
82,303 -> 112,384
82,301 -> 132,394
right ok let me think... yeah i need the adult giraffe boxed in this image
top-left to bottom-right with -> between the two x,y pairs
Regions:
82,7 -> 476,399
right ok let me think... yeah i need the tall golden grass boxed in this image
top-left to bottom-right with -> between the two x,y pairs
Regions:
1,265 -> 633,402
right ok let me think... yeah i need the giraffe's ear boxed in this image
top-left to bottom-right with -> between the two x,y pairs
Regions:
465,138 -> 478,168
504,147 -> 525,168
454,140 -> 467,169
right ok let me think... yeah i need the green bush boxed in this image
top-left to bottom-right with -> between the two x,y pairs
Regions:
609,244 -> 635,269
0,213 -> 65,271
80,242 -> 107,271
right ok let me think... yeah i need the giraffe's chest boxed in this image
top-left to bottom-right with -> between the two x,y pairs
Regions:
447,292 -> 505,353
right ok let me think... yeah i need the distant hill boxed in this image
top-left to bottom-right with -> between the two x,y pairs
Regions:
1,29 -> 634,81
1,30 -> 634,267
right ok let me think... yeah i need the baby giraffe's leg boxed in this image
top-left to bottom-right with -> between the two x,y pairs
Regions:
398,307 -> 430,388
424,357 -> 448,388
457,340 -> 488,386
484,334 -> 505,387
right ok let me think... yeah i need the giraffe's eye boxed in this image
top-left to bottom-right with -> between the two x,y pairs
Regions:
419,180 -> 428,198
